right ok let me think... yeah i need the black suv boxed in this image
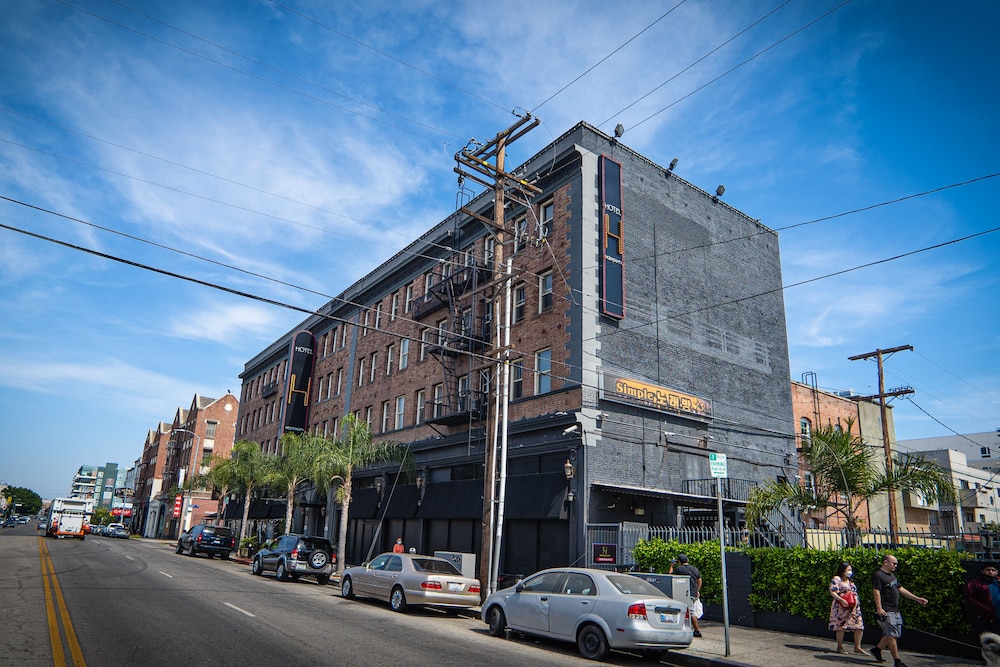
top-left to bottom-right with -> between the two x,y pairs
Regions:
252,535 -> 335,585
176,524 -> 236,559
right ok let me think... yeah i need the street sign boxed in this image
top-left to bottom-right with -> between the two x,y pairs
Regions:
709,452 -> 728,478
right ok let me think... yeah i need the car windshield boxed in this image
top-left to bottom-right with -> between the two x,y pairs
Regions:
205,527 -> 232,536
299,538 -> 331,551
412,558 -> 461,575
607,574 -> 667,596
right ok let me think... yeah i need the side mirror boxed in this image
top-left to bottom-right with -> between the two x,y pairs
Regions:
515,582 -> 525,593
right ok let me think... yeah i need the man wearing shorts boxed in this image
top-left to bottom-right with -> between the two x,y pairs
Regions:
871,553 -> 928,666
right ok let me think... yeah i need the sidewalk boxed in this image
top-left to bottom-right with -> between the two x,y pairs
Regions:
671,620 -> 983,667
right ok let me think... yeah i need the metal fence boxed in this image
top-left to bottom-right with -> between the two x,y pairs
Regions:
586,522 -> 982,570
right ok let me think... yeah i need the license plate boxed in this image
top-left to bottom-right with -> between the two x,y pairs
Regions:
448,582 -> 463,591
659,613 -> 678,623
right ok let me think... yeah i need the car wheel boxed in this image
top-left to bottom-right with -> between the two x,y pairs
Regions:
487,606 -> 507,638
341,576 -> 355,599
317,573 -> 331,585
577,624 -> 610,661
187,544 -> 196,557
175,541 -> 183,554
389,586 -> 407,613
221,553 -> 231,561
276,561 -> 290,582
252,557 -> 263,576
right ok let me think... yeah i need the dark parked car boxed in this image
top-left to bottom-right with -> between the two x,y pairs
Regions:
109,525 -> 130,539
252,535 -> 335,585
176,524 -> 236,559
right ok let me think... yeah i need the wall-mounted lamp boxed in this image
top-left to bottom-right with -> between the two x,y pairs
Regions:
563,425 -> 580,436
374,476 -> 384,495
663,431 -> 675,438
564,459 -> 576,502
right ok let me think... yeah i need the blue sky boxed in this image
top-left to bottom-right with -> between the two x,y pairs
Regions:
1,0 -> 997,500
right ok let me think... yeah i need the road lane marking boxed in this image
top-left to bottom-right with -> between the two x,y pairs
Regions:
159,571 -> 174,578
224,602 -> 256,617
38,537 -> 87,666
125,555 -> 134,560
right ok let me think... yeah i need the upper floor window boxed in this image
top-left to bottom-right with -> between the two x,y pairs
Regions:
982,447 -> 992,459
362,310 -> 370,336
799,417 -> 812,442
399,339 -> 409,370
484,236 -> 496,269
404,285 -> 413,313
374,304 -> 383,330
420,328 -> 431,361
205,421 -> 218,439
514,284 -> 526,322
538,271 -> 553,312
415,389 -> 426,424
386,344 -> 395,375
511,360 -> 523,399
381,400 -> 392,433
514,216 -> 528,253
535,348 -> 552,394
390,294 -> 399,321
395,395 -> 406,430
539,201 -> 554,239
369,352 -> 378,383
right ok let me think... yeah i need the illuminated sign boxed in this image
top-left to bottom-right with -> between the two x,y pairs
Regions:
599,155 -> 625,319
172,493 -> 183,518
281,330 -> 315,434
603,373 -> 713,419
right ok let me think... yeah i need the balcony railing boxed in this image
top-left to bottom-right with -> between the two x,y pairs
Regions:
423,391 -> 486,426
681,478 -> 759,503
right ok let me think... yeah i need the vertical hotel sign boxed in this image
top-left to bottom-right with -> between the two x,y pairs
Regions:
599,155 -> 625,319
281,330 -> 315,434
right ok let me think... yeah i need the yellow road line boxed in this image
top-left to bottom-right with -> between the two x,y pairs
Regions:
38,537 -> 88,667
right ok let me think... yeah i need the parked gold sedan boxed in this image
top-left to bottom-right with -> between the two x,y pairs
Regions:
340,552 -> 481,612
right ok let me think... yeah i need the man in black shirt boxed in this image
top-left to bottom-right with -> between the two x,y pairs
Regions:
670,553 -> 703,637
871,553 -> 928,666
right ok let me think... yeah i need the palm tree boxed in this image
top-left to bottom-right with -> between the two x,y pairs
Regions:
206,440 -> 270,543
746,420 -> 956,541
312,414 -> 410,573
270,432 -> 328,532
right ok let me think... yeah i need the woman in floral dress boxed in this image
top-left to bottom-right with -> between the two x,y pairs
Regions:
829,561 -> 868,654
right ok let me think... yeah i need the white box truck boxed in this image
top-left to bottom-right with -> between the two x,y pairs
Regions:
42,497 -> 94,539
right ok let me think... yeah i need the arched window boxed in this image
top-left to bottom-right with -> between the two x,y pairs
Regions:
799,417 -> 812,443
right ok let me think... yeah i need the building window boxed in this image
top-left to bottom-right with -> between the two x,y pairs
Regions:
437,318 -> 448,345
432,383 -> 444,418
395,395 -> 405,430
404,285 -> 413,313
514,216 -> 528,253
205,421 -> 218,439
362,309 -> 370,336
336,368 -> 343,395
399,339 -> 409,370
484,236 -> 495,268
364,406 -> 373,428
341,325 -> 349,348
538,271 -> 553,312
420,328 -> 431,361
386,344 -> 395,375
800,418 -> 812,442
415,389 -> 426,424
370,352 -> 378,383
982,447 -> 992,459
358,358 -> 366,387
374,304 -> 382,330
317,375 -> 325,402
381,400 -> 391,433
390,294 -> 399,321
425,272 -> 435,295
511,360 -> 523,399
514,284 -> 526,322
332,416 -> 339,436
535,348 -> 551,394
539,200 -> 553,239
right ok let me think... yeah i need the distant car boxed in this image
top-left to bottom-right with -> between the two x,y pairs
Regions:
176,524 -> 236,559
481,567 -> 692,661
252,535 -> 335,585
109,525 -> 130,539
340,552 -> 481,613
2,518 -> 14,528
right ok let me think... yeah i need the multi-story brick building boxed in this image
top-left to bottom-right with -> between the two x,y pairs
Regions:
134,392 -> 238,539
236,121 -> 796,576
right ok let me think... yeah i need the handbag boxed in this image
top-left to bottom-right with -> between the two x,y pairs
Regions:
841,591 -> 857,610
692,598 -> 704,619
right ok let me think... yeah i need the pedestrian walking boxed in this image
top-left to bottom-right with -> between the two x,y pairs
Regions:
670,553 -> 703,637
829,561 -> 867,654
871,553 -> 928,667
965,562 -> 999,634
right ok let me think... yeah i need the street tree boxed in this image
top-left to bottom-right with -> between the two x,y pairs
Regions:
270,432 -> 328,532
206,440 -> 270,543
3,486 -> 42,516
312,414 -> 410,573
746,420 -> 956,539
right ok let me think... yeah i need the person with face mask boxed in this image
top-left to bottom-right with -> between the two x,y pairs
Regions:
392,537 -> 405,553
966,562 -> 999,634
829,561 -> 867,655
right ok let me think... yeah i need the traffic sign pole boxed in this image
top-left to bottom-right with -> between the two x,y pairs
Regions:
710,453 -> 731,656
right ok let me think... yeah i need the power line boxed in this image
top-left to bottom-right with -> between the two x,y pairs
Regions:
531,0 -> 689,113
630,0 -> 852,131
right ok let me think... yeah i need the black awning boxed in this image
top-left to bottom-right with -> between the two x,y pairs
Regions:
418,479 -> 483,519
347,487 -> 379,519
591,481 -> 744,509
380,484 -> 420,519
222,499 -> 285,520
505,472 -> 567,520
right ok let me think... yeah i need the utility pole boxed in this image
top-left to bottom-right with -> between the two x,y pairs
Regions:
454,113 -> 540,598
848,345 -> 914,543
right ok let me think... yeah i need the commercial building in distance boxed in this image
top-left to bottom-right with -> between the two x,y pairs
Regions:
236,120 -> 796,576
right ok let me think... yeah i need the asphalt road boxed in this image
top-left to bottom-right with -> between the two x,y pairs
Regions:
0,525 -> 685,666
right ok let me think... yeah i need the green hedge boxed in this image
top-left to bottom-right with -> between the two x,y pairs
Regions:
631,538 -> 968,634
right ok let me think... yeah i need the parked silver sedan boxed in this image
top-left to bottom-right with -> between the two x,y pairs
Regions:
481,567 -> 692,661
340,552 -> 481,612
